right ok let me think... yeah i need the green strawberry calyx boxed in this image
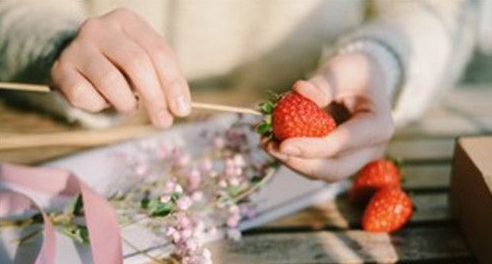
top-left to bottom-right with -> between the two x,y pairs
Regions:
256,92 -> 280,140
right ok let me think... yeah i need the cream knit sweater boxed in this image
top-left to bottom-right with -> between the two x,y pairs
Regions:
0,0 -> 490,127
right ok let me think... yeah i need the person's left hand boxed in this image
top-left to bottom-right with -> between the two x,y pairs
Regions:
263,53 -> 395,182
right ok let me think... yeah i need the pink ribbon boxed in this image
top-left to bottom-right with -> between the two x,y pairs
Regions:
0,163 -> 123,264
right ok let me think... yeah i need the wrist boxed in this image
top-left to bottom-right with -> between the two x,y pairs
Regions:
314,52 -> 387,97
321,39 -> 403,104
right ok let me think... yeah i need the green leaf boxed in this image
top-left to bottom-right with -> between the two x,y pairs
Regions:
140,197 -> 150,209
227,186 -> 243,197
147,199 -> 174,217
256,123 -> 271,134
260,102 -> 274,114
74,225 -> 89,243
170,192 -> 181,202
61,225 -> 90,244
65,194 -> 83,216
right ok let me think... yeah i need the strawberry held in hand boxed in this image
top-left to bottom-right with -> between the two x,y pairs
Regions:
257,92 -> 336,141
362,188 -> 413,233
349,159 -> 401,203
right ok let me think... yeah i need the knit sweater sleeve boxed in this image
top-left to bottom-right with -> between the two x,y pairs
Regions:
0,0 -> 85,84
325,0 -> 479,126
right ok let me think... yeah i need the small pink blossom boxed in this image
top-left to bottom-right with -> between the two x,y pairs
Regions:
233,154 -> 246,167
226,214 -> 240,228
160,195 -> 171,203
181,228 -> 193,239
176,213 -> 192,228
164,180 -> 177,193
213,136 -> 225,149
157,145 -> 168,159
200,158 -> 213,172
218,180 -> 228,188
225,158 -> 235,170
208,170 -> 218,178
187,169 -> 202,191
165,227 -> 177,236
191,191 -> 204,202
177,196 -> 192,210
228,177 -> 240,186
174,184 -> 184,194
228,205 -> 240,214
135,164 -> 148,176
177,154 -> 191,167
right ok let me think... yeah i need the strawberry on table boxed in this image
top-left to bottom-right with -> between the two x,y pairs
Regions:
257,92 -> 336,141
349,159 -> 401,203
362,188 -> 413,233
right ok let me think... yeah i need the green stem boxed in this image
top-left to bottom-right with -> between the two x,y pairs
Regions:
122,236 -> 174,264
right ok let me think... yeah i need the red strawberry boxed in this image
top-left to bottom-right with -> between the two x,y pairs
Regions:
257,92 -> 336,140
349,159 -> 401,203
362,188 -> 413,233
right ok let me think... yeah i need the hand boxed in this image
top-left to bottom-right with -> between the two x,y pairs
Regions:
51,8 -> 191,127
264,53 -> 395,182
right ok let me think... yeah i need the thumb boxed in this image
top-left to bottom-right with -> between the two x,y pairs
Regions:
292,77 -> 333,108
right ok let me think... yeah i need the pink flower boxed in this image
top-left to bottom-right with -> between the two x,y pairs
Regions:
228,205 -> 240,214
181,228 -> 193,239
191,191 -> 204,202
213,136 -> 225,149
200,158 -> 213,172
160,195 -> 171,203
177,154 -> 191,167
177,196 -> 192,210
164,180 -> 177,193
135,164 -> 148,176
218,180 -> 228,188
165,227 -> 177,237
174,184 -> 184,194
187,169 -> 202,191
176,213 -> 192,228
233,154 -> 246,168
228,177 -> 240,186
157,146 -> 168,159
226,214 -> 240,228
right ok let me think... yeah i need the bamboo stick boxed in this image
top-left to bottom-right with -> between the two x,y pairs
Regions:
0,82 -> 51,93
0,82 -> 261,116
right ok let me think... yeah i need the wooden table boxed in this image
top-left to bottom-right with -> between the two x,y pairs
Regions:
1,85 -> 491,263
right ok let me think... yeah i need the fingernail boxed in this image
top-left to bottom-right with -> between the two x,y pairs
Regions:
155,110 -> 172,128
174,95 -> 191,116
282,145 -> 301,156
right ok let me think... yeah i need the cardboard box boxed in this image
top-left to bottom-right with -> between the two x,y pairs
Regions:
450,136 -> 492,264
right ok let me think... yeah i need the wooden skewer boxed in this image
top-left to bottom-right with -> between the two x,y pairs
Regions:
0,82 -> 262,116
190,102 -> 261,116
0,82 -> 51,93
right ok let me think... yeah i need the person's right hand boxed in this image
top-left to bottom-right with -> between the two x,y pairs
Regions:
51,8 -> 191,127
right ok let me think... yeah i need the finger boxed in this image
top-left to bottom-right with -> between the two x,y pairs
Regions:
116,11 -> 191,117
292,78 -> 332,107
73,47 -> 137,113
266,142 -> 385,182
280,109 -> 394,158
99,33 -> 173,127
52,62 -> 109,112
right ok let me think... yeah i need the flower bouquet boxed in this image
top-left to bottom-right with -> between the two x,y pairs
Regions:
0,114 -> 349,264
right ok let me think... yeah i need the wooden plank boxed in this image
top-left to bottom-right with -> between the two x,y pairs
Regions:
387,138 -> 455,162
401,164 -> 450,191
207,226 -> 473,264
260,192 -> 450,230
395,86 -> 492,138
